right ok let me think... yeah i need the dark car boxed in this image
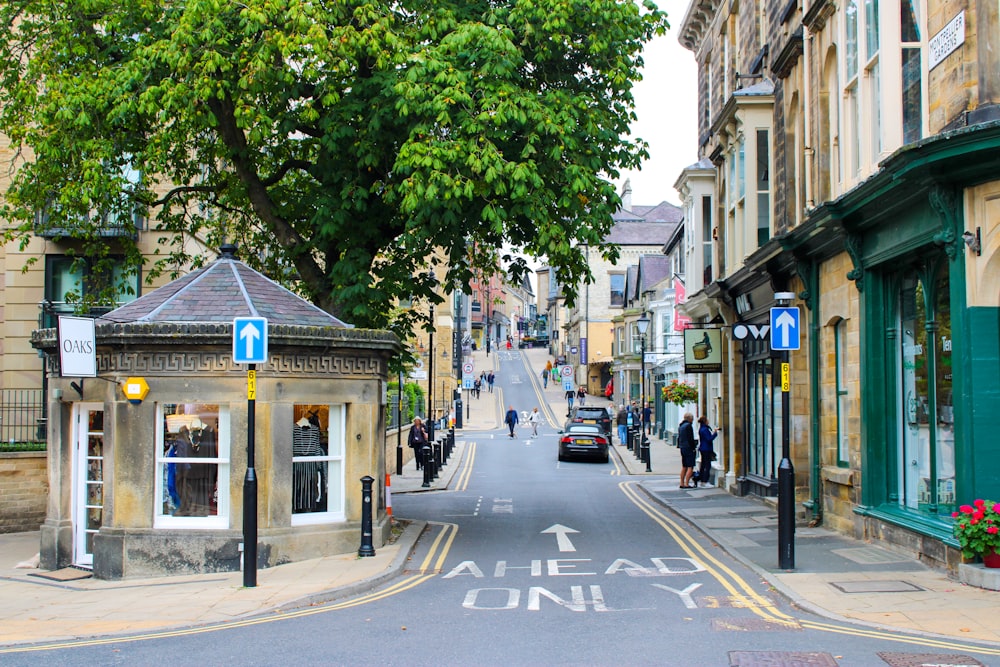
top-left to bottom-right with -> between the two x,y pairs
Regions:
566,406 -> 613,440
558,424 -> 610,462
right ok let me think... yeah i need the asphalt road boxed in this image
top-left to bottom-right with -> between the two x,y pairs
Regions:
5,350 -> 997,666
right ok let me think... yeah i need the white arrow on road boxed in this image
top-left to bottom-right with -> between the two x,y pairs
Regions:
542,524 -> 580,552
774,310 -> 796,348
239,322 -> 261,358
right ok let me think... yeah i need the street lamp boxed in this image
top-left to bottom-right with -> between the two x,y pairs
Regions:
636,313 -> 651,472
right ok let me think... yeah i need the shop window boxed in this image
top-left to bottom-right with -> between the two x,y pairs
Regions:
835,320 -> 850,466
896,264 -> 954,514
156,404 -> 229,528
292,404 -> 346,524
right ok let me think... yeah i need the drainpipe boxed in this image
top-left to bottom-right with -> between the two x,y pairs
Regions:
803,260 -> 822,525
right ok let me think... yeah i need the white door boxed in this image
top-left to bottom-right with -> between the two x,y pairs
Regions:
73,404 -> 104,568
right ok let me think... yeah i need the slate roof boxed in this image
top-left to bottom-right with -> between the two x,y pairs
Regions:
607,200 -> 682,246
101,245 -> 351,328
638,255 -> 673,294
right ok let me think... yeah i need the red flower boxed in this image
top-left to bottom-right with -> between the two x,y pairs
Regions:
960,505 -> 975,514
994,503 -> 1000,514
974,510 -> 986,520
952,512 -> 960,518
988,526 -> 1000,535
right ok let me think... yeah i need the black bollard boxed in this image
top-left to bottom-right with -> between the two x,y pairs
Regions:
421,445 -> 432,488
434,442 -> 442,475
358,475 -> 376,557
642,435 -> 652,472
396,444 -> 403,477
634,431 -> 642,460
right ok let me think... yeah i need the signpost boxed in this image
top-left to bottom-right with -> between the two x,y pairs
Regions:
233,316 -> 268,587
770,297 -> 799,570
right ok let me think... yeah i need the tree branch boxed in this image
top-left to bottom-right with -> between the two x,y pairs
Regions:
151,184 -> 220,207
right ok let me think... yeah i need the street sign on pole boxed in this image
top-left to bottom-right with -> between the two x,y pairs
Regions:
462,362 -> 474,375
560,365 -> 573,378
233,317 -> 269,363
769,307 -> 801,351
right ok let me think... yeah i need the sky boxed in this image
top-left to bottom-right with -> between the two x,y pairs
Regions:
615,0 -> 699,207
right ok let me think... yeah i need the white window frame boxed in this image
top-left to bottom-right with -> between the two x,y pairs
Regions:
292,404 -> 347,525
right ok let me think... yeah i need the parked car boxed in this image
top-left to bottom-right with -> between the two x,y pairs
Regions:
565,406 -> 613,440
557,424 -> 610,462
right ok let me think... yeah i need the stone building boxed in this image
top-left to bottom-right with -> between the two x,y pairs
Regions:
32,245 -> 399,579
677,0 -> 1000,569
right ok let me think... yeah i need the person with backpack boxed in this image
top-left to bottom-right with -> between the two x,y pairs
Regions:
696,416 -> 719,488
541,367 -> 549,388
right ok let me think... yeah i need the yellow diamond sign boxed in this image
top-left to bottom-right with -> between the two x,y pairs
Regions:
123,377 -> 149,404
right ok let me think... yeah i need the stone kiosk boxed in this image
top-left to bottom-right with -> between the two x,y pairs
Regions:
32,245 -> 399,579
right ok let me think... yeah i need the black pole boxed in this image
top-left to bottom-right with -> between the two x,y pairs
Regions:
396,371 -> 403,475
243,364 -> 258,588
428,302 -> 435,442
358,475 -> 376,557
778,349 -> 795,569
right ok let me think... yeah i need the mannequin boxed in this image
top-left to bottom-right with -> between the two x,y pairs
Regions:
293,415 -> 326,512
174,420 -> 218,516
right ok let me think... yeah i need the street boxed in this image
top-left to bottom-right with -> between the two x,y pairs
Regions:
3,349 -> 999,666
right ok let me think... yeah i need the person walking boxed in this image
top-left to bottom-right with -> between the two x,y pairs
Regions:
504,405 -> 519,438
616,404 -> 628,446
487,371 -> 495,393
577,385 -> 586,407
565,388 -> 575,416
474,377 -> 482,399
642,401 -> 653,435
408,417 -> 429,470
677,412 -> 697,489
696,416 -> 719,487
541,367 -> 549,388
528,407 -> 542,437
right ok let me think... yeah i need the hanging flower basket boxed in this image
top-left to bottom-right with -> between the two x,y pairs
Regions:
662,380 -> 698,406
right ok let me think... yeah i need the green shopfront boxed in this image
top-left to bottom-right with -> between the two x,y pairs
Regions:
824,123 -> 1000,568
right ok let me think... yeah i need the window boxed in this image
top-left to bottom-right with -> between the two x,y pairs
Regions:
756,129 -> 771,245
616,326 -> 625,356
43,255 -> 140,327
901,0 -> 923,143
896,265 -> 954,514
835,320 -> 849,466
292,404 -> 346,524
156,404 -> 230,528
610,274 -> 625,307
702,196 -> 713,285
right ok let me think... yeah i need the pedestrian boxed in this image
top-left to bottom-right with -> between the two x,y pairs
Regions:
551,367 -> 559,384
696,416 -> 719,487
577,385 -> 586,406
528,407 -> 542,437
487,371 -> 495,392
541,367 -> 549,388
642,401 -> 653,435
504,405 -> 519,438
408,417 -> 429,470
677,413 -> 697,489
565,388 -> 575,416
474,377 -> 482,398
616,403 -> 628,446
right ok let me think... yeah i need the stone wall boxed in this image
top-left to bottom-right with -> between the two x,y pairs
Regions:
0,452 -> 47,533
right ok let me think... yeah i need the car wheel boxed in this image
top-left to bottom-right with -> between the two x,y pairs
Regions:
602,453 -> 610,463
558,454 -> 566,462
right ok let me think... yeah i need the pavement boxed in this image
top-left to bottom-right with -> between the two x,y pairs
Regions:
1,345 -> 999,651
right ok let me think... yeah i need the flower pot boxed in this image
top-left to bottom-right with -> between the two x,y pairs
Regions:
983,548 -> 1000,569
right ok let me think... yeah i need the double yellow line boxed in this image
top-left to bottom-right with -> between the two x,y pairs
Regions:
2,522 -> 460,655
619,481 -> 1000,656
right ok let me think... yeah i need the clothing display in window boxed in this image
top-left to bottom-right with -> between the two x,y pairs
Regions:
172,424 -> 218,516
293,417 -> 327,513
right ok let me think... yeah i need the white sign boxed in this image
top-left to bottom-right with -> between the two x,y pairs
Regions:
560,365 -> 573,378
58,316 -> 97,378
929,11 -> 965,70
463,362 -> 474,375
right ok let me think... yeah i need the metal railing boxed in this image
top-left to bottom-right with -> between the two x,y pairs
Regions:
0,390 -> 46,451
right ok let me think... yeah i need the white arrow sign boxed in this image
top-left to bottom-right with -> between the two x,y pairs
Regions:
541,524 -> 579,552
775,311 -> 795,348
239,322 -> 261,358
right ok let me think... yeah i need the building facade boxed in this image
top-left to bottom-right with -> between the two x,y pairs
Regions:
678,0 -> 1000,568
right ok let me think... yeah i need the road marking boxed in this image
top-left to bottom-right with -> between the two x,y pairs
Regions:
541,524 -> 579,552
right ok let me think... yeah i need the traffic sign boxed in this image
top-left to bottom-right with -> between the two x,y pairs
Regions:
462,362 -> 474,375
233,317 -> 269,363
563,380 -> 574,392
560,365 -> 573,378
463,377 -> 474,389
769,307 -> 800,351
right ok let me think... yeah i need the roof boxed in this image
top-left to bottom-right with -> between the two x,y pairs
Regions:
607,200 -> 682,246
101,245 -> 351,328
638,255 -> 673,294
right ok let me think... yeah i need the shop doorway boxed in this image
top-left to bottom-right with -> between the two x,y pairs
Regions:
73,403 -> 104,567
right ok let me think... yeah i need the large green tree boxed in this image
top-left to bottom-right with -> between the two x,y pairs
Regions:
0,0 -> 666,333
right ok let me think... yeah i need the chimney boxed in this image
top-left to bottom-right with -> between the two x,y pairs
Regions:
621,179 -> 632,212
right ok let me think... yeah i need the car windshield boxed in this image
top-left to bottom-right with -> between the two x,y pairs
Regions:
574,409 -> 607,418
564,425 -> 603,435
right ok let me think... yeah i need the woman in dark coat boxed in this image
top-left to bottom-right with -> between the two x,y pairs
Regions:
696,416 -> 719,488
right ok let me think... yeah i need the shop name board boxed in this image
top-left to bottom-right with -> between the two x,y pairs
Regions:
58,316 -> 97,378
